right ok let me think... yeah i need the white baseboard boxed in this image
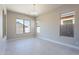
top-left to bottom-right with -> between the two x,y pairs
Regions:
37,36 -> 79,50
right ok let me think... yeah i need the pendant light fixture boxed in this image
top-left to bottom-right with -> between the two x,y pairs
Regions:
31,4 -> 38,16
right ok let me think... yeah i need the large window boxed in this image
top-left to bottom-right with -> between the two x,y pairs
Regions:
16,19 -> 23,34
16,19 -> 30,34
24,20 -> 30,33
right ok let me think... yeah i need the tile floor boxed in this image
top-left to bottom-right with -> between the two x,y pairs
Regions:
0,38 -> 79,55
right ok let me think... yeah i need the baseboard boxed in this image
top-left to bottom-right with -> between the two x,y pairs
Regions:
37,36 -> 79,50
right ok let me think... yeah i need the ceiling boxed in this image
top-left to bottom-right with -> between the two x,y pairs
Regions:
1,4 -> 62,17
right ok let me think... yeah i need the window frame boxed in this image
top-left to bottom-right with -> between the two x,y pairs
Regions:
36,20 -> 40,33
16,18 -> 31,34
16,18 -> 24,34
23,19 -> 31,34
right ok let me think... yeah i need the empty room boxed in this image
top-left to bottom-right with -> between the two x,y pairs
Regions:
0,4 -> 79,55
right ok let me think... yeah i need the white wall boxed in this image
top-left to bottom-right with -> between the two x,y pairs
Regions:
37,4 -> 79,47
7,10 -> 36,39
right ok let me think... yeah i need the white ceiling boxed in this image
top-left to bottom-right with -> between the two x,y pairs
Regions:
2,4 -> 62,16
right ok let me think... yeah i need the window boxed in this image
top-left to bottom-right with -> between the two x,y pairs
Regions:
16,19 -> 23,34
36,20 -> 40,33
24,20 -> 30,33
16,19 -> 30,34
60,11 -> 75,37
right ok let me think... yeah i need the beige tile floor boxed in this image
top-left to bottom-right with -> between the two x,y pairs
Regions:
0,38 -> 79,55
